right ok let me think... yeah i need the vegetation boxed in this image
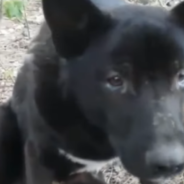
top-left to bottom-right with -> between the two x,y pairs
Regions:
3,0 -> 25,20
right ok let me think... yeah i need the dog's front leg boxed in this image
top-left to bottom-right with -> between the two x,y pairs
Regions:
24,140 -> 54,184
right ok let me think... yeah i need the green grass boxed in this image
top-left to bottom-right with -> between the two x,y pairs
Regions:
3,0 -> 26,21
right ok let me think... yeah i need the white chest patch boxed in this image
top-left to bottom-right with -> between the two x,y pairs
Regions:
58,149 -> 119,174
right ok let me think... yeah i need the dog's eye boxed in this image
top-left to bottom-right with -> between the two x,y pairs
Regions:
107,75 -> 124,87
177,70 -> 184,89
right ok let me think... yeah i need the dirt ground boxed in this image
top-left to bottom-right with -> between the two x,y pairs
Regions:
0,0 -> 43,102
1,1 -> 184,184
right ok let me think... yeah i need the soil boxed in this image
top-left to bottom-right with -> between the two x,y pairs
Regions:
0,0 -> 43,102
0,1 -> 184,184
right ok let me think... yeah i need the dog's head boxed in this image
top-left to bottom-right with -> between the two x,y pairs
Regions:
42,0 -> 184,183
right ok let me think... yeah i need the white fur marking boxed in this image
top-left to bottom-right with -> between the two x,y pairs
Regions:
58,149 -> 119,174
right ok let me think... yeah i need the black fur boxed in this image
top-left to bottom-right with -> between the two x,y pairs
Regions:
2,1 -> 184,184
0,102 -> 23,184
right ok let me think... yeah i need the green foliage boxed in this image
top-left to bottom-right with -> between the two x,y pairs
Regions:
3,0 -> 25,20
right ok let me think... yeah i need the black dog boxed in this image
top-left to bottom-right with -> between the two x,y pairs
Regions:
2,0 -> 184,184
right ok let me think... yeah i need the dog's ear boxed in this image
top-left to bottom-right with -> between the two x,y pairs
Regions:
171,1 -> 184,27
42,0 -> 111,58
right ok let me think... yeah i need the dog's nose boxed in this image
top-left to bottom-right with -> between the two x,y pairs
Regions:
146,143 -> 184,176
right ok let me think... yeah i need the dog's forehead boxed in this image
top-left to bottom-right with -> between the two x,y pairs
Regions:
110,4 -> 168,21
103,6 -> 184,74
108,5 -> 172,51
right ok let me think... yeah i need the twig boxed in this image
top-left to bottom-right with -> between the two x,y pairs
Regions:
23,0 -> 31,39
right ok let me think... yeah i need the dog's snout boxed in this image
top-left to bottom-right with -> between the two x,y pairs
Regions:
146,143 -> 184,176
153,113 -> 175,126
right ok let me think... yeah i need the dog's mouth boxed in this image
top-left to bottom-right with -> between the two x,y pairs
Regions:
139,164 -> 184,184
